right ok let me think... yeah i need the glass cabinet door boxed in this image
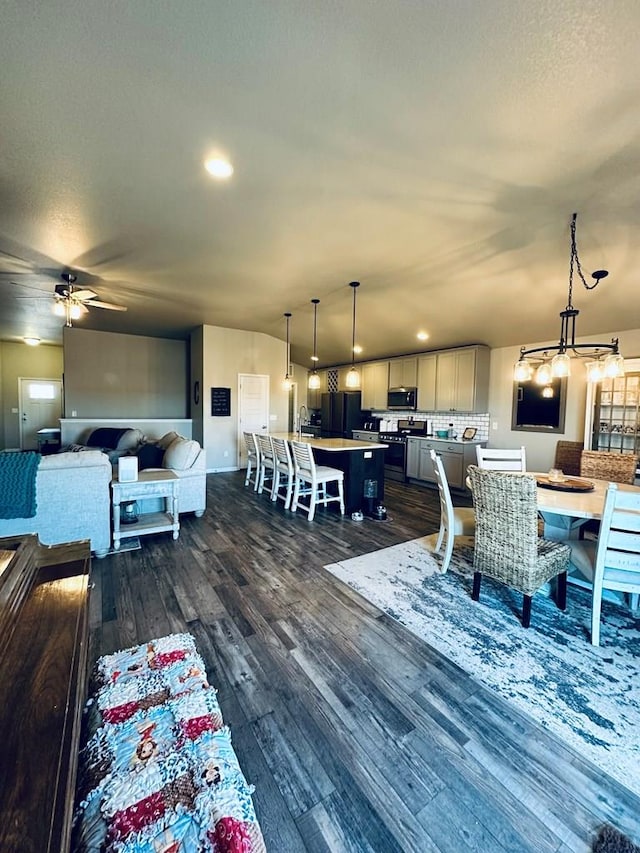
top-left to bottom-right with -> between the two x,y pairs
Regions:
593,373 -> 640,454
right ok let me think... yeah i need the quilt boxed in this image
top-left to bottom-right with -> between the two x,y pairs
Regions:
73,633 -> 266,853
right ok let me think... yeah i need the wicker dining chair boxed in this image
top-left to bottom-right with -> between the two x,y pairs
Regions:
467,465 -> 570,628
579,450 -> 638,485
553,441 -> 583,478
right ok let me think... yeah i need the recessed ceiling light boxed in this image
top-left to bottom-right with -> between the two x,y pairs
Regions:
417,331 -> 429,341
204,157 -> 234,179
24,336 -> 41,346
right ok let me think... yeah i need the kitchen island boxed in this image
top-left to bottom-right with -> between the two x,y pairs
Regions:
273,434 -> 388,515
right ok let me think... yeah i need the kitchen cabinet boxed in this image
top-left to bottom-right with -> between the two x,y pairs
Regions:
406,438 -> 483,490
307,370 -> 328,409
434,345 -> 490,413
361,361 -> 389,410
388,356 -> 418,389
417,354 -> 437,411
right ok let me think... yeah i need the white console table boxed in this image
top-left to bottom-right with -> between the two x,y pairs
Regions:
112,471 -> 180,549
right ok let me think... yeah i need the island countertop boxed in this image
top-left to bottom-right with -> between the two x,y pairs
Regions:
271,433 -> 388,451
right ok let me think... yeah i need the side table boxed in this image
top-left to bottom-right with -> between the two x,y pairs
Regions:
112,471 -> 180,550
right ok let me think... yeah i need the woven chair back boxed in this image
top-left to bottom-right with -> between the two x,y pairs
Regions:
468,465 -> 541,588
580,450 -> 638,485
553,441 -> 583,477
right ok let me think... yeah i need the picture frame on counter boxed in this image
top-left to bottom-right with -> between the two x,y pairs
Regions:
462,427 -> 477,441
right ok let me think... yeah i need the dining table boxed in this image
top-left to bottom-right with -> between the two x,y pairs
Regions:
467,471 -> 640,601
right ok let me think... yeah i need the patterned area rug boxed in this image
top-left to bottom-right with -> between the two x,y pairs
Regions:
324,535 -> 640,797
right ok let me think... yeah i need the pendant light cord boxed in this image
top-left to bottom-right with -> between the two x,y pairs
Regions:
349,281 -> 359,367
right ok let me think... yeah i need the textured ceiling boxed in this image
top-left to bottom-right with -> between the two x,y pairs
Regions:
1,0 -> 639,367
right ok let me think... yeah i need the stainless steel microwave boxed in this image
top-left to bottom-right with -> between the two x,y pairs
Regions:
387,387 -> 418,410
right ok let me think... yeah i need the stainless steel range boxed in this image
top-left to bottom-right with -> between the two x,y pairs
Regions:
379,419 -> 429,481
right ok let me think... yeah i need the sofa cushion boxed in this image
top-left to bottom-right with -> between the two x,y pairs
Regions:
163,437 -> 200,470
136,442 -> 165,470
41,450 -> 110,469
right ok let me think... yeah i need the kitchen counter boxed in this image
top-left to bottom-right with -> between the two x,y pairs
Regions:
272,433 -> 387,514
274,434 -> 388,451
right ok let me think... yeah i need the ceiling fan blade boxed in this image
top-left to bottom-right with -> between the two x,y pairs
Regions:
85,299 -> 128,312
72,289 -> 98,301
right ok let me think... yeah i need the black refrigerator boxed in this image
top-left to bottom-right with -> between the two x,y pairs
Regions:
321,391 -> 363,438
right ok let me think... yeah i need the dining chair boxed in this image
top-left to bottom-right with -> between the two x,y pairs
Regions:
476,445 -> 527,472
467,465 -> 570,628
243,431 -> 260,491
579,450 -> 638,485
270,436 -> 295,509
430,449 -> 475,573
567,483 -> 640,646
290,440 -> 345,521
553,440 -> 583,477
256,433 -> 276,495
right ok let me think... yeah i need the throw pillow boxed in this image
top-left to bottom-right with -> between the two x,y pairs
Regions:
163,437 -> 200,470
116,428 -> 145,451
136,443 -> 165,470
157,431 -> 180,450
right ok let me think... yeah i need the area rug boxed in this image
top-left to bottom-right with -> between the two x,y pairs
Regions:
324,536 -> 640,797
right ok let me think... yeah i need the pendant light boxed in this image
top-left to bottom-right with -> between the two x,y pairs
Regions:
282,312 -> 292,391
308,298 -> 321,390
345,281 -> 361,389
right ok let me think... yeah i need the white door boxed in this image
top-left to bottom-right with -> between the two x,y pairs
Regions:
238,374 -> 269,467
19,378 -> 63,450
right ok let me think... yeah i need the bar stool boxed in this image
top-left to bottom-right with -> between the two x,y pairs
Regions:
256,433 -> 276,495
271,436 -> 295,509
243,431 -> 260,491
290,440 -> 345,522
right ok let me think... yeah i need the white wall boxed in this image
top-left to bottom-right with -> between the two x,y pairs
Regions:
487,327 -> 640,473
198,324 -> 306,472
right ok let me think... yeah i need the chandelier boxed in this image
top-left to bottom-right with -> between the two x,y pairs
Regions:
514,213 -> 624,385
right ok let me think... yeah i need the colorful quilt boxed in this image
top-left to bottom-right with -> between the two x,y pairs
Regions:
73,633 -> 266,853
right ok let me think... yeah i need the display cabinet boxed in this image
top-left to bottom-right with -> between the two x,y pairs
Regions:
591,371 -> 640,456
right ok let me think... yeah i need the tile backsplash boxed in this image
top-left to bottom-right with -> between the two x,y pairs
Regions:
373,411 -> 490,442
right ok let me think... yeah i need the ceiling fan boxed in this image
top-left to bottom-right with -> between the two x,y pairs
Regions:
53,272 -> 127,326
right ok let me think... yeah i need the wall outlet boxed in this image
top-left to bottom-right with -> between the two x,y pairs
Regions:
11,407 -> 18,414
269,413 -> 277,421
492,421 -> 498,430
223,450 -> 229,457
72,410 -> 77,417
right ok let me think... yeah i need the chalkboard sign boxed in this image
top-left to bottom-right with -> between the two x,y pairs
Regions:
211,387 -> 231,417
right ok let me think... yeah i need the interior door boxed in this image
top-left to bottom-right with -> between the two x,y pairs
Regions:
238,374 -> 269,467
19,378 -> 63,450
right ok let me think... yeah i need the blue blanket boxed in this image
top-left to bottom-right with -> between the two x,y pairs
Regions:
0,451 -> 41,519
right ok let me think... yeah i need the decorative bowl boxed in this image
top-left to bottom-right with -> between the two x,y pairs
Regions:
436,430 -> 449,438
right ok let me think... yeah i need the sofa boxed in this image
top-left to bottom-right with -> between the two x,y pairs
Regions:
0,450 -> 112,558
70,427 -> 207,517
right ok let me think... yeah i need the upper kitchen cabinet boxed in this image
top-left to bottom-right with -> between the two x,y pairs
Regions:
361,361 -> 389,410
417,354 -> 437,411
307,369 -> 328,409
388,356 -> 418,389
435,345 -> 490,412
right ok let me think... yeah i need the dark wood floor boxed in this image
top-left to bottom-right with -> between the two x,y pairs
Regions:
88,473 -> 640,853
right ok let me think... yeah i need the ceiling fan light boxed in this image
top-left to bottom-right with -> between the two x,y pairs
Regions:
69,302 -> 83,320
53,300 -> 66,317
551,352 -> 571,378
